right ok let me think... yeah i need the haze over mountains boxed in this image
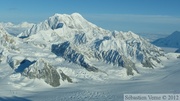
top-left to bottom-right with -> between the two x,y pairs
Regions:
153,31 -> 180,48
0,22 -> 34,36
175,48 -> 180,53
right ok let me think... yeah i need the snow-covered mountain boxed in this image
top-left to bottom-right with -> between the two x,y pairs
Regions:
19,13 -> 164,74
22,59 -> 72,87
0,13 -> 166,87
0,22 -> 34,36
0,25 -> 71,87
0,25 -> 19,55
152,31 -> 180,48
1,13 -> 180,101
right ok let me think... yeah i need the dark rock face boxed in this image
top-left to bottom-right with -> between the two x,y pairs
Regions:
56,23 -> 64,29
6,56 -> 72,87
94,36 -> 111,51
95,50 -> 138,75
74,33 -> 87,44
51,22 -> 64,30
51,42 -> 139,75
60,72 -> 73,83
142,59 -> 154,68
22,59 -> 72,87
22,59 -> 61,87
41,64 -> 60,87
0,51 -> 2,63
51,41 -> 99,72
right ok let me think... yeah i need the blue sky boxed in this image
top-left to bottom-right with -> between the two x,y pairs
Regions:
0,0 -> 180,34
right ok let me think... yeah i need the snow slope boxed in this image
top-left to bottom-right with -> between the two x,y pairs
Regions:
0,52 -> 179,101
26,54 -> 180,101
153,31 -> 180,48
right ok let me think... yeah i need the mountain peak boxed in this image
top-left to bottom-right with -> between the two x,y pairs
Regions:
53,13 -> 82,17
71,12 -> 83,17
50,12 -> 84,22
48,12 -> 95,30
153,31 -> 180,48
171,31 -> 180,36
18,13 -> 97,37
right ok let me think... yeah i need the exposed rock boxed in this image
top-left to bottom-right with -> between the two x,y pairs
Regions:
0,50 -> 4,63
95,50 -> 138,75
22,59 -> 59,87
142,58 -> 154,68
52,42 -> 139,75
59,70 -> 72,83
0,26 -> 19,52
74,33 -> 87,44
22,59 -> 72,87
51,42 -> 99,72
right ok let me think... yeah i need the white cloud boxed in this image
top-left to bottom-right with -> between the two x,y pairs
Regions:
84,14 -> 180,24
84,14 -> 180,34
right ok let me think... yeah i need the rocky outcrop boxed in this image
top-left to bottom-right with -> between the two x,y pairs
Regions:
59,70 -> 73,83
51,41 -> 99,72
7,57 -> 72,87
95,50 -> 138,75
51,41 -> 139,75
0,26 -> 19,55
22,59 -> 72,87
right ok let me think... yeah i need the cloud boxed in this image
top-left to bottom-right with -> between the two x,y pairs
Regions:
83,14 -> 180,34
84,14 -> 180,24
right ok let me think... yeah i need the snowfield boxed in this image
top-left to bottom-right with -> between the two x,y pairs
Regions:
0,52 -> 180,101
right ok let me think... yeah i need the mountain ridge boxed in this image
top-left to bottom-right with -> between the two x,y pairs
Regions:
0,13 -> 165,87
18,13 -> 164,73
153,31 -> 180,48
